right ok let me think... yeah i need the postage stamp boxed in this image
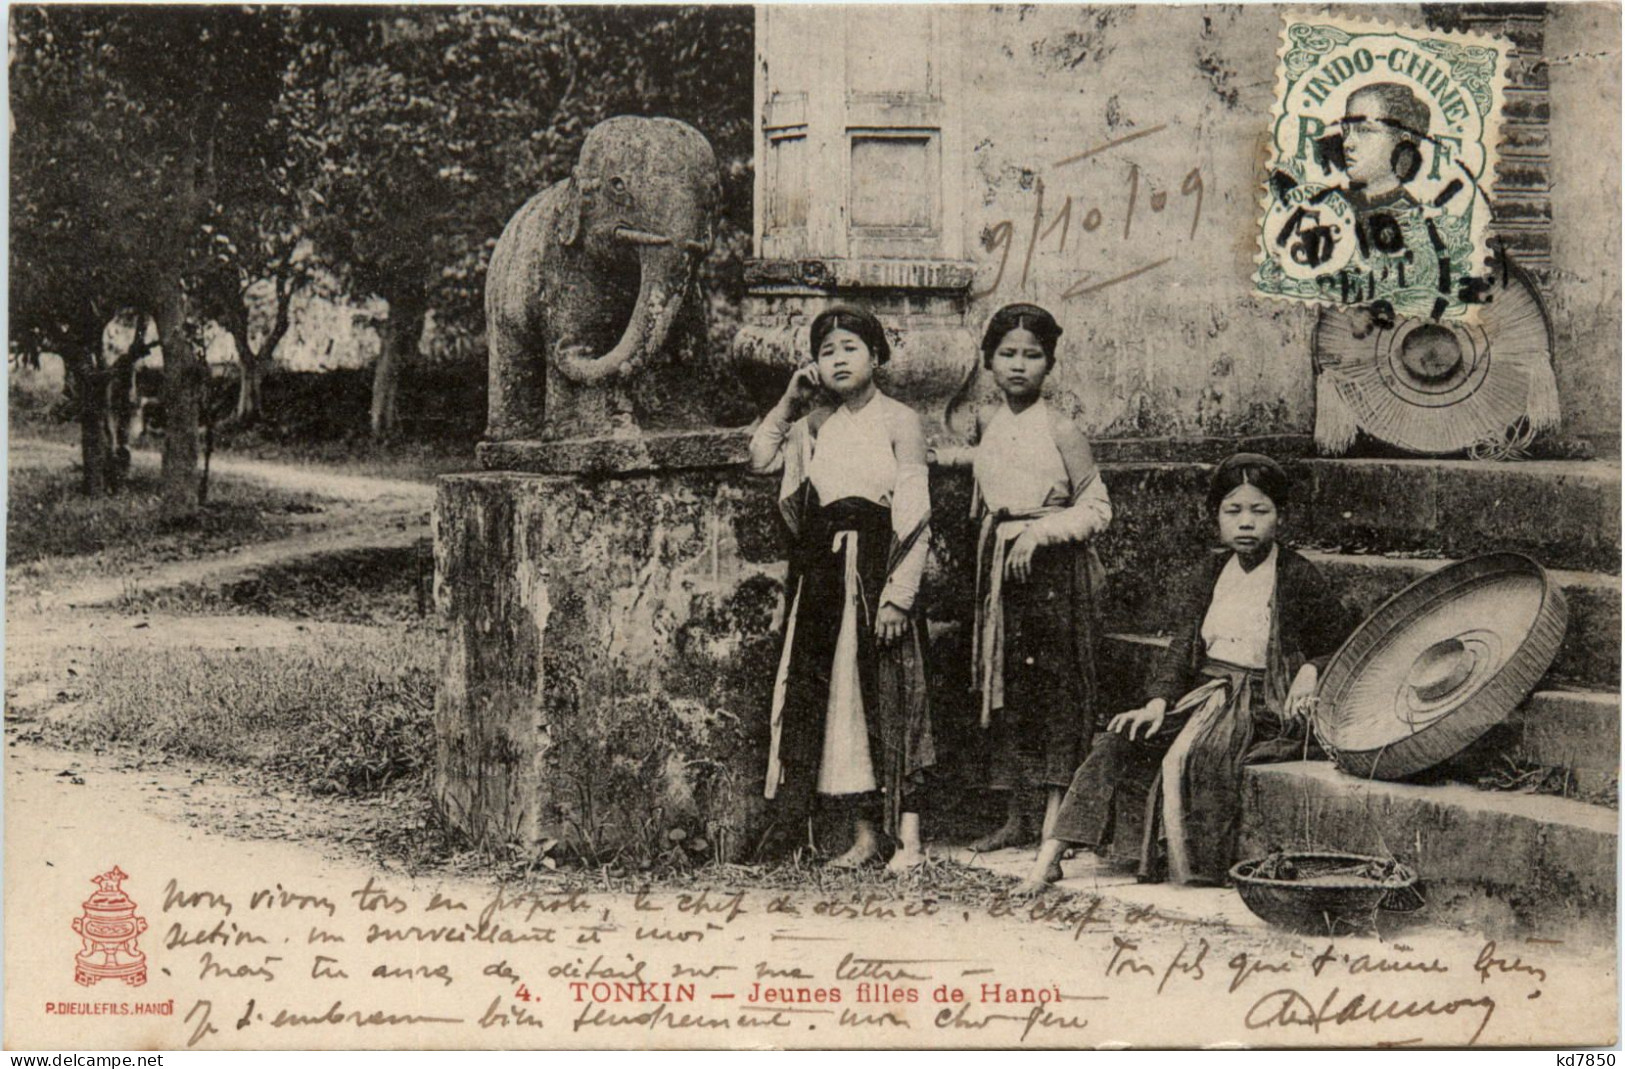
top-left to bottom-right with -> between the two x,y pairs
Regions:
1254,14 -> 1509,321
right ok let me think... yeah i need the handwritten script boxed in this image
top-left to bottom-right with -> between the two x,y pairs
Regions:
34,874 -> 1576,1049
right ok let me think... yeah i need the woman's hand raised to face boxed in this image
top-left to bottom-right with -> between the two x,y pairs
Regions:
875,604 -> 908,647
781,364 -> 824,413
1108,699 -> 1168,741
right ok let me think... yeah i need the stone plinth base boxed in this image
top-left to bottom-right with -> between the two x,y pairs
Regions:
433,466 -> 792,861
477,428 -> 753,476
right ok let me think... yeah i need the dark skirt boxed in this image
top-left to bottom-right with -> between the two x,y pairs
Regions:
1050,660 -> 1305,884
770,496 -> 933,836
985,540 -> 1102,791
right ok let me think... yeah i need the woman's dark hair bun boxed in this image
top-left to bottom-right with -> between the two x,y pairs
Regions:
981,303 -> 1062,368
810,305 -> 891,365
1208,452 -> 1291,513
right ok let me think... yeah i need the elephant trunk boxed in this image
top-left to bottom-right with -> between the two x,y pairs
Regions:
557,245 -> 694,386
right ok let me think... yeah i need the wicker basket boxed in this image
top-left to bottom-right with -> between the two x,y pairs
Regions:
1230,852 -> 1422,935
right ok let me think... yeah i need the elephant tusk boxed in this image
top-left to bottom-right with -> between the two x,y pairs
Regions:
612,227 -> 674,247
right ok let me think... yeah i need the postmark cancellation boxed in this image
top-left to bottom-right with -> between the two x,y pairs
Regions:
1255,14 -> 1509,322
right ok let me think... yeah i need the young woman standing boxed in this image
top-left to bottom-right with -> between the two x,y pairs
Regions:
749,306 -> 935,872
967,304 -> 1110,874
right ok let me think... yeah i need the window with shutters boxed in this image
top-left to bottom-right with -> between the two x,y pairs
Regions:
753,6 -> 967,281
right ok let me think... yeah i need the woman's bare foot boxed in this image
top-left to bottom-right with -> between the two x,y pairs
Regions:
886,844 -> 926,873
1011,838 -> 1067,895
826,819 -> 880,869
886,813 -> 925,873
970,806 -> 1029,852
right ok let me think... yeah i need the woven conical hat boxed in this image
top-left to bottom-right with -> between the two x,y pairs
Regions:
1314,553 -> 1568,781
1313,263 -> 1556,455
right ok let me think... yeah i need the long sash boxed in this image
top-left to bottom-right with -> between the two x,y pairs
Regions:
1157,677 -> 1234,883
767,533 -> 865,800
764,578 -> 802,800
970,506 -> 1066,729
817,531 -> 876,794
764,516 -> 929,800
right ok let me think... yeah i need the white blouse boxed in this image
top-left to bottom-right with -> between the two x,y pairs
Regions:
807,397 -> 897,507
1200,544 -> 1277,669
975,399 -> 1070,514
971,398 -> 1111,544
748,391 -> 931,613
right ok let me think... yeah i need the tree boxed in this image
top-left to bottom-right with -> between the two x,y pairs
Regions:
286,6 -> 755,439
283,9 -> 577,437
10,8 -> 298,515
198,243 -> 303,425
11,10 -> 160,495
12,6 -> 758,465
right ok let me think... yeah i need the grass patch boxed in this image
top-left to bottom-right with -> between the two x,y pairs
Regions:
38,627 -> 435,796
116,545 -> 429,625
7,450 -> 330,567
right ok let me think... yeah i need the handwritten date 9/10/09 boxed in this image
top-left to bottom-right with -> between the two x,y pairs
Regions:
977,128 -> 1206,301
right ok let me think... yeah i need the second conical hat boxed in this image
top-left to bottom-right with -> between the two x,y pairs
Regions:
1312,262 -> 1559,456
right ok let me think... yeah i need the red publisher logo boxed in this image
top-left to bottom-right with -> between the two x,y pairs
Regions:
71,867 -> 148,987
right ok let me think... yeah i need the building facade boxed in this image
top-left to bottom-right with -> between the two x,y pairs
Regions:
738,4 -> 1619,452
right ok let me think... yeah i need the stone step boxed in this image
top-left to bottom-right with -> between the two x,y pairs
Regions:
1483,689 -> 1621,797
1295,458 -> 1621,575
1299,551 -> 1619,687
1076,458 -> 1621,591
1239,761 -> 1618,938
1102,633 -> 1619,789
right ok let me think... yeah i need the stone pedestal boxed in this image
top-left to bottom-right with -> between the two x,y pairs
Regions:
433,446 -> 1000,860
433,464 -> 792,861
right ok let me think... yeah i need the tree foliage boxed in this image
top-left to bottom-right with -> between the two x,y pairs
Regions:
11,6 -> 756,452
11,7 -> 299,506
290,6 -> 752,332
281,6 -> 754,436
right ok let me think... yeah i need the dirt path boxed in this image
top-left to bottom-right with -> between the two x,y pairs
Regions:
6,440 -> 439,733
12,438 -> 439,505
7,438 -> 435,614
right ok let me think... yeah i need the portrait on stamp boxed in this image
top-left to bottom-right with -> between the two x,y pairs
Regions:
1255,16 -> 1507,321
5,3 -> 1620,1054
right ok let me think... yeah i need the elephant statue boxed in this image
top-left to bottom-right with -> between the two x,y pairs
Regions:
486,115 -> 741,442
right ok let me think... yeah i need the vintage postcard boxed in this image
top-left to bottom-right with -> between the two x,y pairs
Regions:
6,2 -> 1620,1053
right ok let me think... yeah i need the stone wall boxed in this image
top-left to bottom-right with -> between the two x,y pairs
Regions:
746,4 -> 1617,452
1546,3 -> 1622,452
433,459 -> 1262,860
952,4 -> 1316,438
433,469 -> 786,860
434,446 -> 1620,858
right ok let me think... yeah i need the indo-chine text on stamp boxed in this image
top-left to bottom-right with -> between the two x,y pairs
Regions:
1255,15 -> 1507,320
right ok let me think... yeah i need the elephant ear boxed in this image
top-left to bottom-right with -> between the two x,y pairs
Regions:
555,175 -> 583,248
